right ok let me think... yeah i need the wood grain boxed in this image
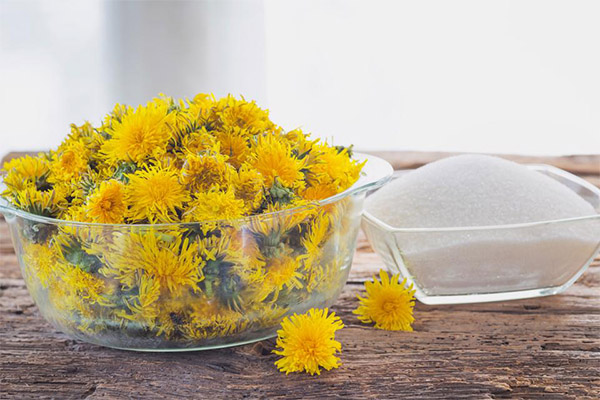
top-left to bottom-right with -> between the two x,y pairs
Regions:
1,152 -> 599,399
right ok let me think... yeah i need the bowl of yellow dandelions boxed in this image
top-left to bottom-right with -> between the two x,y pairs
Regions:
0,93 -> 392,351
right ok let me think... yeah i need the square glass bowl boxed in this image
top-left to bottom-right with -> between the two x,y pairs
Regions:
361,164 -> 600,304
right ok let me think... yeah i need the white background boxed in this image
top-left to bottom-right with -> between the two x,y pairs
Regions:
1,0 -> 599,156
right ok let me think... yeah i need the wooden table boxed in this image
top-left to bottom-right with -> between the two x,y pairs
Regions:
1,152 -> 599,399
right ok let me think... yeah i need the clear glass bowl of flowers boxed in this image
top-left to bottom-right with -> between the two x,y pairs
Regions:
0,93 -> 392,351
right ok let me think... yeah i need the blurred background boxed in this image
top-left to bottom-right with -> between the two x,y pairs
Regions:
1,0 -> 599,155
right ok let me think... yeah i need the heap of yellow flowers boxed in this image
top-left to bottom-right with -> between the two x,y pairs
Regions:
1,93 -> 365,349
2,93 -> 362,224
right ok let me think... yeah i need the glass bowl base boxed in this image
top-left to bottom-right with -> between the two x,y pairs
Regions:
103,333 -> 277,352
415,285 -> 572,305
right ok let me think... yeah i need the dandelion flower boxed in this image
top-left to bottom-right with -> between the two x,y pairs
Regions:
180,127 -> 219,154
188,93 -> 218,125
184,299 -> 248,340
274,308 -> 344,375
216,128 -> 251,168
217,95 -> 273,134
249,135 -> 305,190
23,242 -> 58,288
307,144 -> 364,192
138,235 -> 201,294
301,183 -> 337,201
102,103 -> 173,164
102,103 -> 132,129
125,166 -> 188,223
181,152 -> 233,192
86,180 -> 126,223
184,190 -> 246,222
353,270 -> 416,331
101,231 -> 201,295
300,213 -> 329,272
49,142 -> 89,182
116,274 -> 161,328
59,264 -> 110,306
13,185 -> 66,218
263,256 -> 304,300
2,154 -> 50,192
232,164 -> 265,211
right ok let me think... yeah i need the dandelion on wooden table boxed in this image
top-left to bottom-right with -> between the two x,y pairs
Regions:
353,270 -> 416,331
274,308 -> 344,376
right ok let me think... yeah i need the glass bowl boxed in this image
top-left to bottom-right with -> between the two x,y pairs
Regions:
362,164 -> 600,305
0,153 -> 393,351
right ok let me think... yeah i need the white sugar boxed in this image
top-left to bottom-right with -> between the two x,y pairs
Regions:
365,155 -> 600,295
366,155 -> 596,228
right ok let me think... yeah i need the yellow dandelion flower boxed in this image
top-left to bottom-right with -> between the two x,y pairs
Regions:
47,282 -> 98,334
2,154 -> 50,193
217,95 -> 274,134
307,144 -> 364,192
155,293 -> 194,337
300,213 -> 330,271
301,183 -> 338,201
59,264 -> 111,306
49,141 -> 89,183
197,232 -> 264,292
284,128 -> 317,156
233,164 -> 265,212
249,134 -> 306,189
262,201 -> 317,231
102,103 -> 132,129
117,274 -> 161,329
46,279 -> 73,315
179,126 -> 219,154
61,204 -> 92,223
192,92 -> 216,108
101,231 -> 202,295
125,166 -> 188,223
86,180 -> 126,224
248,203 -> 312,255
188,93 -> 218,125
181,152 -> 233,192
261,256 -> 303,301
170,108 -> 195,137
146,95 -> 192,139
183,299 -> 248,340
183,189 -> 246,222
274,308 -> 344,376
64,122 -> 104,155
353,270 -> 416,331
251,303 -> 289,328
13,185 -> 67,218
216,128 -> 251,168
101,102 -> 173,164
304,259 -> 341,295
135,233 -> 202,295
23,242 -> 58,288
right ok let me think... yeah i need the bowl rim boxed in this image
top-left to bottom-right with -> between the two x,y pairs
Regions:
363,163 -> 600,233
0,152 -> 394,227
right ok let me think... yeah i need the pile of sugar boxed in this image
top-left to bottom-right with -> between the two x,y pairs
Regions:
365,155 -> 600,295
366,155 -> 596,228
